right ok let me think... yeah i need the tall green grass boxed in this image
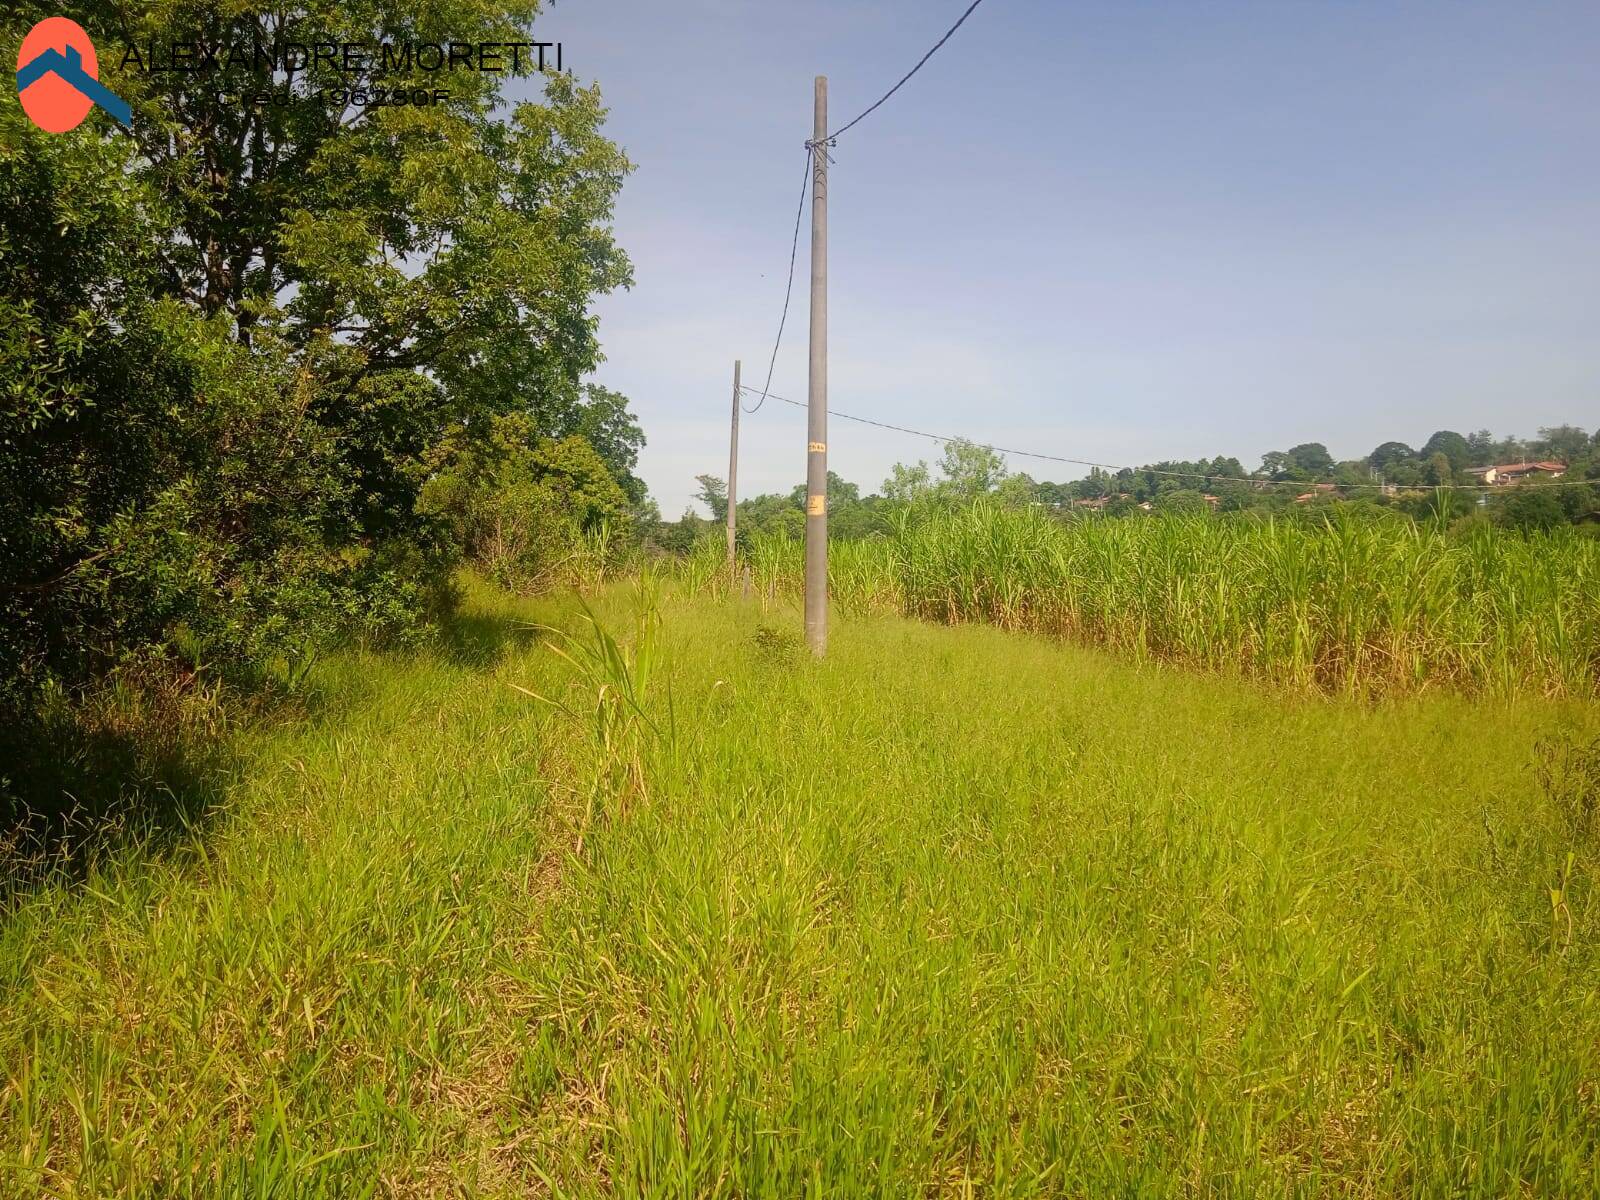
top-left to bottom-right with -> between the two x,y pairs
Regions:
3,580 -> 1599,1194
711,506 -> 1600,697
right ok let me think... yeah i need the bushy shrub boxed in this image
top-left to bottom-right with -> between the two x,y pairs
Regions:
421,415 -> 632,593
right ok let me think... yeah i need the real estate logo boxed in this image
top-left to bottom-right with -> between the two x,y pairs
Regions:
16,17 -> 132,132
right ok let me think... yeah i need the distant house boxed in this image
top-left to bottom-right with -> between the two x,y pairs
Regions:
1293,483 -> 1339,504
1071,492 -> 1136,511
1468,462 -> 1567,486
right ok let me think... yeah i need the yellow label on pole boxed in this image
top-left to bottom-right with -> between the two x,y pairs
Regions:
806,494 -> 826,515
808,441 -> 826,453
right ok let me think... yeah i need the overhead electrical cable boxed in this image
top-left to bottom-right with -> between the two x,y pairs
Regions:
819,0 -> 989,143
751,0 -> 990,413
745,146 -> 812,414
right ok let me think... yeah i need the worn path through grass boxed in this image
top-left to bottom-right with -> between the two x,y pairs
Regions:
3,580 -> 1599,1196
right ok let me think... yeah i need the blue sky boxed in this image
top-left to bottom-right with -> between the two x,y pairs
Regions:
526,0 -> 1598,517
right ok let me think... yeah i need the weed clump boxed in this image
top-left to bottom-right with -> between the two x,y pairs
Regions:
1536,731 -> 1600,843
750,623 -> 802,664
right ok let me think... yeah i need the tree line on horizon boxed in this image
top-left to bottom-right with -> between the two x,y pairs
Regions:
669,423 -> 1600,550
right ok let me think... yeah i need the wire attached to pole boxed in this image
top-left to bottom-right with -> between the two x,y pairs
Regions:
745,145 -> 813,414
824,0 -> 988,142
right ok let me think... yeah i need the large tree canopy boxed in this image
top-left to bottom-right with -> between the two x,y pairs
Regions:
2,2 -> 639,713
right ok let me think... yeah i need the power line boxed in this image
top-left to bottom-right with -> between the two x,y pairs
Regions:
737,384 -> 1599,494
736,1 -> 1588,502
745,146 -> 812,414
820,0 -> 989,143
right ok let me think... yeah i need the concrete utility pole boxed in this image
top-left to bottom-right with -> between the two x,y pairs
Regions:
726,358 -> 740,588
805,75 -> 829,656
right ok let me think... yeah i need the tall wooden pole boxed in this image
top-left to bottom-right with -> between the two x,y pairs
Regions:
805,76 -> 829,656
726,359 -> 740,588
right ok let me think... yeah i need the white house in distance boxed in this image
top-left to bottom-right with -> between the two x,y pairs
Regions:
1465,461 -> 1567,485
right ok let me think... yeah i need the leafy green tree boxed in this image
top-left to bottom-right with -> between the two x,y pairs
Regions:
1205,456 -> 1247,479
1386,460 -> 1426,487
1,0 -> 640,713
1368,441 -> 1416,472
784,473 -> 882,538
0,103 -> 393,705
694,475 -> 729,523
1496,486 -> 1567,532
994,473 -> 1041,508
936,439 -> 1007,499
1534,425 -> 1589,462
1067,469 -> 1112,500
1466,430 -> 1496,466
789,471 -> 861,509
1286,443 -> 1334,476
734,494 -> 806,543
1260,451 -> 1291,479
1154,489 -> 1208,515
421,416 -> 627,591
1420,431 -> 1470,472
883,461 -> 934,505
1034,480 -> 1074,508
1262,444 -> 1333,481
96,0 -> 638,549
1492,435 -> 1529,463
541,384 -> 647,505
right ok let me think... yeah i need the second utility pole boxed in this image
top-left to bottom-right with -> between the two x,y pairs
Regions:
726,358 -> 740,588
805,75 -> 829,656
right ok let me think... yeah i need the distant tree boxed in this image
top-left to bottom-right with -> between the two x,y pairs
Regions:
560,384 -> 648,504
1263,443 -> 1334,480
654,509 -> 705,555
995,472 -> 1041,508
788,471 -> 860,510
1210,479 -> 1254,511
1425,452 -> 1454,486
735,492 -> 802,540
1492,435 -> 1529,463
1287,443 -> 1334,475
937,438 -> 1007,498
1205,456 -> 1247,479
1035,480 -> 1074,507
1368,441 -> 1416,472
883,461 -> 933,504
1466,430 -> 1496,466
1154,489 -> 1208,515
1496,486 -> 1566,532
1534,425 -> 1590,462
1105,494 -> 1140,517
1072,468 -> 1113,499
1260,450 -> 1292,479
1420,431 -> 1470,472
694,474 -> 727,522
1385,458 -> 1426,487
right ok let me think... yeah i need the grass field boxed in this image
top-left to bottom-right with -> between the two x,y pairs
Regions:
4,577 -> 1600,1196
715,505 -> 1600,699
